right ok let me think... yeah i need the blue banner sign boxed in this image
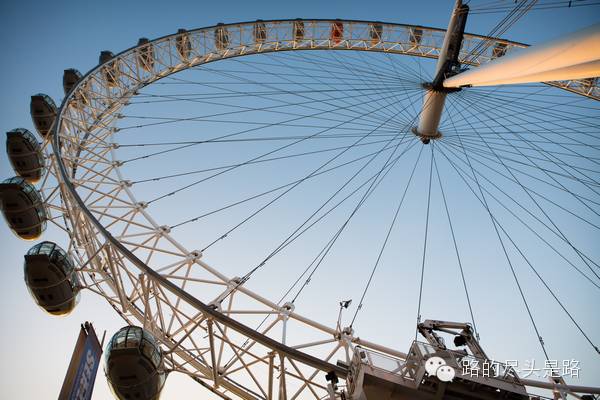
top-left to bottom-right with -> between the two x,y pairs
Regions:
58,322 -> 103,400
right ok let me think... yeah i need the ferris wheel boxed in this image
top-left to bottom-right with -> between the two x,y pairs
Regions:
2,1 -> 600,399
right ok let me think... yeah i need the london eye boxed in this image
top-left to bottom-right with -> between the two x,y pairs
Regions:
1,1 -> 599,399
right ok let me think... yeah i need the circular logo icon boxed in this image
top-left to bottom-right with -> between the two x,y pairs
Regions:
436,365 -> 456,382
425,356 -> 446,376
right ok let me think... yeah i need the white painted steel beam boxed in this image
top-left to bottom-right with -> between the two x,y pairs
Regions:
444,23 -> 600,88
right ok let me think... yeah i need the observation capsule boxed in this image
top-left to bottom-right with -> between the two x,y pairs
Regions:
582,77 -> 597,92
30,94 -> 57,137
409,27 -> 423,46
99,51 -> 119,87
370,23 -> 383,45
254,20 -> 267,44
215,23 -> 229,51
6,128 -> 45,183
175,28 -> 191,61
0,176 -> 47,240
63,68 -> 82,95
492,42 -> 508,59
105,326 -> 166,400
137,38 -> 155,71
24,241 -> 80,316
63,69 -> 89,109
331,21 -> 344,45
293,19 -> 305,41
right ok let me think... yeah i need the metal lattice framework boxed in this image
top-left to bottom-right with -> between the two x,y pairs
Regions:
36,19 -> 599,399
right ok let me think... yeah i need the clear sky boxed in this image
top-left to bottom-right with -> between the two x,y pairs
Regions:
1,1 -> 599,399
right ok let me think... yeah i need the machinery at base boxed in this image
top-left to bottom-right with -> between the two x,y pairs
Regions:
346,320 -> 530,400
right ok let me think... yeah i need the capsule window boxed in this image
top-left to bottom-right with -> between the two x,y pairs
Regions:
331,21 -> 344,45
293,20 -> 305,41
410,27 -> 423,45
254,21 -> 267,43
215,25 -> 229,51
370,23 -> 383,45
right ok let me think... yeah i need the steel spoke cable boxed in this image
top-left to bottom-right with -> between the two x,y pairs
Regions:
221,139 -> 421,368
445,139 -> 600,181
137,74 -> 417,133
127,85 -> 414,105
243,137 -> 419,293
238,50 -> 408,83
276,140 -> 421,301
438,141 -> 600,288
491,216 -> 600,355
119,132 -> 406,149
195,56 -> 413,129
440,139 -> 600,281
349,138 -> 425,328
217,125 -> 419,326
453,90 -> 600,214
266,50 -> 414,84
444,136 -> 552,361
448,133 -> 600,148
192,82 -> 444,256
225,92 -> 438,306
354,50 -> 432,124
166,134 -> 415,229
443,137 -> 600,211
120,88 -> 412,189
287,136 -> 424,305
130,136 -> 414,185
223,53 -> 412,130
449,89 -> 600,200
337,50 -> 421,82
462,87 -> 600,111
445,95 -> 600,272
458,89 -> 600,148
437,140 -> 600,357
196,97 -> 416,252
433,154 -> 479,336
325,51 -> 416,124
469,0 -> 600,13
382,50 -> 434,84
118,84 -> 417,136
447,95 -> 600,281
230,137 -> 418,264
447,86 -> 600,137
415,143 -> 434,340
264,50 -> 416,123
192,63 -> 406,84
464,0 -> 538,65
456,89 -> 600,154
384,52 -> 420,118
446,134 -> 600,165
444,136 -> 600,193
455,99 -> 600,197
118,114 -> 408,165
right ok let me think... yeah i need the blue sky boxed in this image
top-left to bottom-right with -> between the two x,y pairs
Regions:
1,1 -> 599,399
